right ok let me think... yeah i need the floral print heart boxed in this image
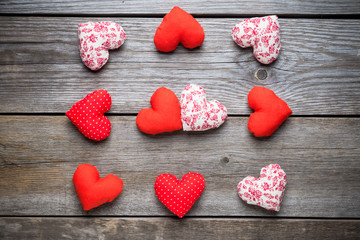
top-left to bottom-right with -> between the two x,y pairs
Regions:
180,84 -> 228,131
237,164 -> 287,211
78,21 -> 126,70
232,15 -> 281,64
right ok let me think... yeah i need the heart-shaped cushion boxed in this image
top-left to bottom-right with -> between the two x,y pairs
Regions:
232,15 -> 280,64
154,6 -> 205,52
73,164 -> 123,211
78,21 -> 126,70
237,164 -> 287,211
136,87 -> 182,135
180,84 -> 228,131
248,86 -> 292,137
155,172 -> 205,218
66,89 -> 112,141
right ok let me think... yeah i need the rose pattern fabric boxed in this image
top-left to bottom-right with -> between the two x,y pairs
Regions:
232,15 -> 281,64
237,164 -> 287,211
180,84 -> 228,131
78,21 -> 126,70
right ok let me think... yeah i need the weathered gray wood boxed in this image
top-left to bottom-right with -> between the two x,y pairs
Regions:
0,116 -> 359,217
1,217 -> 360,240
1,0 -> 360,15
1,17 -> 359,115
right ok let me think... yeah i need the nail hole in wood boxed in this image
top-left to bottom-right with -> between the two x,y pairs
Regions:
255,68 -> 268,81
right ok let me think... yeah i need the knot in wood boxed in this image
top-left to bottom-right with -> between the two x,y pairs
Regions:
255,68 -> 268,81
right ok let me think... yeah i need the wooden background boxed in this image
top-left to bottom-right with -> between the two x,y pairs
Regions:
0,0 -> 360,239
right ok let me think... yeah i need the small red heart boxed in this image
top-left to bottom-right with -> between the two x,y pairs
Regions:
66,89 -> 111,141
154,6 -> 205,52
136,87 -> 182,135
73,164 -> 123,211
248,86 -> 292,137
155,173 -> 205,218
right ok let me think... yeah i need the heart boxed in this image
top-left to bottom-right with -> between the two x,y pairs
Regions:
66,89 -> 112,141
232,15 -> 281,64
78,21 -> 126,70
180,84 -> 228,131
136,87 -> 182,135
155,172 -> 205,218
73,164 -> 123,211
154,6 -> 205,52
237,164 -> 287,211
248,86 -> 292,137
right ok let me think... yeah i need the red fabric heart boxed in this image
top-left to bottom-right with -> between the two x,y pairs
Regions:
155,173 -> 205,218
248,86 -> 292,137
136,87 -> 182,135
66,89 -> 111,141
73,164 -> 123,211
154,6 -> 205,52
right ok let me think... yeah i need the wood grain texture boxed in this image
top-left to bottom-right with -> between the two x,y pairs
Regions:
1,17 -> 359,115
1,0 -> 360,15
1,217 -> 360,240
1,116 -> 359,217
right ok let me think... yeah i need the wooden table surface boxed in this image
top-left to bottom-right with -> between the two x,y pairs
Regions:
1,1 -> 360,239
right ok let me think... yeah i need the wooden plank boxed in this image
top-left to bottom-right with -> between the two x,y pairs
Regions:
0,116 -> 359,217
1,217 -> 360,240
1,17 -> 359,115
1,0 -> 360,15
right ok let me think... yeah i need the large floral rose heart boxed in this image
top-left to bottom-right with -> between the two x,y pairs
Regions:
237,164 -> 287,211
180,84 -> 228,131
155,172 -> 205,218
154,6 -> 205,52
73,164 -> 123,211
78,21 -> 126,70
232,15 -> 280,64
248,86 -> 292,137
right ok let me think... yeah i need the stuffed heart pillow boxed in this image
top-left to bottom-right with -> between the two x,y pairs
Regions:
66,89 -> 112,141
136,87 -> 182,135
232,15 -> 280,64
155,172 -> 205,218
73,164 -> 123,211
248,86 -> 292,137
180,84 -> 228,131
154,6 -> 205,52
237,164 -> 287,211
78,21 -> 126,70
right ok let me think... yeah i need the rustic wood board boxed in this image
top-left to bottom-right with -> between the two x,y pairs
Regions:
1,0 -> 360,15
1,116 -> 359,217
1,217 -> 360,240
1,17 -> 359,115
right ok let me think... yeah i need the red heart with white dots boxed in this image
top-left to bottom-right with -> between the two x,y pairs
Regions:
154,173 -> 205,218
79,21 -> 126,70
66,89 -> 111,141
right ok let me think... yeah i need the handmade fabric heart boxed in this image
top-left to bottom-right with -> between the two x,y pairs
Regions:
232,15 -> 280,64
73,164 -> 123,211
136,87 -> 182,135
180,84 -> 228,131
155,172 -> 205,218
154,6 -> 205,52
237,164 -> 287,211
78,21 -> 126,70
248,86 -> 292,137
66,89 -> 111,141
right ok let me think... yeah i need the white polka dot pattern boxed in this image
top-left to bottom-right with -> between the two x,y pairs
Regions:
237,164 -> 287,211
66,89 -> 112,141
180,84 -> 227,131
78,21 -> 126,71
232,15 -> 281,64
154,173 -> 205,218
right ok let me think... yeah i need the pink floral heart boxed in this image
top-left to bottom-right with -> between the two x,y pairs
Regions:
78,21 -> 126,71
237,164 -> 287,211
180,84 -> 227,131
232,15 -> 281,64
